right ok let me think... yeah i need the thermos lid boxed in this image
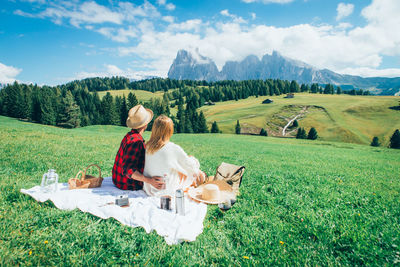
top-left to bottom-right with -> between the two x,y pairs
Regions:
175,189 -> 184,197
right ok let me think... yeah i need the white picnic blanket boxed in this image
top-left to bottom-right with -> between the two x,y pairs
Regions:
20,177 -> 207,245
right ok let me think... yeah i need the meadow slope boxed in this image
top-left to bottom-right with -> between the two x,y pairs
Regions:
200,93 -> 400,145
1,116 -> 399,265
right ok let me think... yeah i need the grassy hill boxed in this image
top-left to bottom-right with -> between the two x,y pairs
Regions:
97,89 -> 164,102
1,116 -> 399,265
200,93 -> 400,146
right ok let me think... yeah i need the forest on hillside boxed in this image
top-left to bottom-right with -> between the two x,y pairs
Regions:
0,77 -> 371,133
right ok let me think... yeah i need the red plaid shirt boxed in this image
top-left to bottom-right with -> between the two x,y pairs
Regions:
112,129 -> 145,190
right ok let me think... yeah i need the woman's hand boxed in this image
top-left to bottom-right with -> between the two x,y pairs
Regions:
194,171 -> 206,187
149,176 -> 165,189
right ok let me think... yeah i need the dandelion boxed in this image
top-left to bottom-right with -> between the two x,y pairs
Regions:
243,256 -> 249,259
44,240 -> 48,244
280,241 -> 284,245
136,253 -> 139,257
358,213 -> 360,216
29,250 -> 32,256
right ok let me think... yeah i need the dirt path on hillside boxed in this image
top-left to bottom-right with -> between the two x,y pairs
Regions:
282,106 -> 308,136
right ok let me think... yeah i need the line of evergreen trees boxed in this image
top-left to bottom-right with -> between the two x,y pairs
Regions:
0,77 -> 373,132
0,81 -> 210,133
371,130 -> 400,149
59,76 -> 372,100
296,127 -> 318,140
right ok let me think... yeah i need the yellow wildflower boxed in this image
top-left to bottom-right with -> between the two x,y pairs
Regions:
358,213 -> 360,216
136,253 -> 139,257
29,250 -> 32,256
243,256 -> 249,259
280,241 -> 284,245
44,240 -> 48,244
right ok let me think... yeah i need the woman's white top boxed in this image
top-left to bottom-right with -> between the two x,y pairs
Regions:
143,142 -> 200,196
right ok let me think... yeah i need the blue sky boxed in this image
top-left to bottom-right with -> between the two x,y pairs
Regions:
1,0 -> 400,85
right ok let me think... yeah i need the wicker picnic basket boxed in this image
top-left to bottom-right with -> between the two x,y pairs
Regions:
68,164 -> 104,190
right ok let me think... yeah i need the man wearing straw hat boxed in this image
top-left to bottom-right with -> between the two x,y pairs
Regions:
112,105 -> 165,191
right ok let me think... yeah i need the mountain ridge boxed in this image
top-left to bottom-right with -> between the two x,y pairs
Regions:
168,49 -> 400,95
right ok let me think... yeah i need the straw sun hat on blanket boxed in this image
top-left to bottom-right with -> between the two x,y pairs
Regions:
187,180 -> 235,204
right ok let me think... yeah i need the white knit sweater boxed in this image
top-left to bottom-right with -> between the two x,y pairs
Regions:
143,142 -> 200,196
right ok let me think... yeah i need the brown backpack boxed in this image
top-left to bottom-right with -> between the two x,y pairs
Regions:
209,162 -> 245,195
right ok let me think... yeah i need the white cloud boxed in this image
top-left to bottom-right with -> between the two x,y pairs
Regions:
165,3 -> 176,11
167,19 -> 203,32
157,0 -> 167,5
97,26 -> 137,43
242,0 -> 295,4
337,22 -> 353,29
220,9 -> 247,24
336,3 -> 354,21
22,0 -> 46,3
338,67 -> 400,78
15,1 -> 160,28
116,0 -> 400,78
162,16 -> 174,23
220,10 -> 229,16
74,64 -> 156,80
0,62 -> 22,84
156,0 -> 176,10
251,12 -> 256,20
14,0 -> 400,79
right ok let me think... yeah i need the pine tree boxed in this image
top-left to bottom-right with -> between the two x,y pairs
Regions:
310,83 -> 319,94
197,111 -> 209,133
235,120 -> 241,134
389,129 -> 400,149
101,92 -> 118,125
307,127 -> 318,140
39,87 -> 57,125
176,103 -> 185,133
127,92 -> 138,109
292,119 -> 299,128
211,121 -> 220,133
120,96 -> 128,126
296,128 -> 306,139
336,86 -> 342,94
58,90 -> 81,128
370,136 -> 380,147
260,128 -> 268,136
289,80 -> 300,93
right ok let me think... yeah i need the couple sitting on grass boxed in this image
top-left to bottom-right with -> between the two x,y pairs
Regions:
112,104 -> 206,196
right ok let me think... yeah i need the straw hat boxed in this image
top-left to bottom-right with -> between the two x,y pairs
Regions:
126,105 -> 153,129
188,180 -> 235,204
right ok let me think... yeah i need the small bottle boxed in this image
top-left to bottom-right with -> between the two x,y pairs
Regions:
175,189 -> 185,216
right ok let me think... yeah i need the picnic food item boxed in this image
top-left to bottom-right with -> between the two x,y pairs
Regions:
115,195 -> 129,207
187,180 -> 235,204
160,195 -> 172,210
68,164 -> 104,190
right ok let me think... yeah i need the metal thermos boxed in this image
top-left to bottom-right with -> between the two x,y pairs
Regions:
175,189 -> 185,216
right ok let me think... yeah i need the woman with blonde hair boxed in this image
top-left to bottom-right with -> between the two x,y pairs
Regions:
143,115 -> 205,196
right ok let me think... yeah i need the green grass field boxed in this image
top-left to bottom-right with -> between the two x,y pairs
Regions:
1,116 -> 399,265
200,93 -> 400,145
97,89 -> 164,102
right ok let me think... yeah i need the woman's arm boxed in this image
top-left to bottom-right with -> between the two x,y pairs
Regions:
131,171 -> 164,189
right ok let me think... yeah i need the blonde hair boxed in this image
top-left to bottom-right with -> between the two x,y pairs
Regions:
146,115 -> 174,154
